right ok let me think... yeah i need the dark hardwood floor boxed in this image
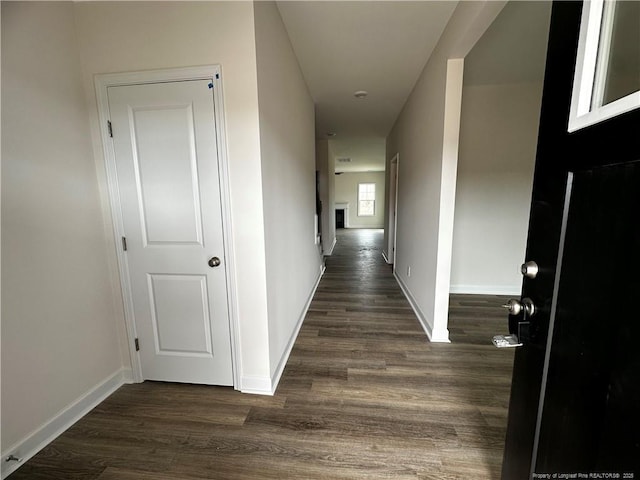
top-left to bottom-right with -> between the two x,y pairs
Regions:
10,228 -> 514,479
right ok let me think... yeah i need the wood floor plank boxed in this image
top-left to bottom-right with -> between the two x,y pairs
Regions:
9,229 -> 514,479
97,468 -> 208,480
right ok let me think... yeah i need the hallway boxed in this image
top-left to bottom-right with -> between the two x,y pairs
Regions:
9,229 -> 513,479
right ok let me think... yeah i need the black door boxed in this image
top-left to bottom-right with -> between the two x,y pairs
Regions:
502,2 -> 640,478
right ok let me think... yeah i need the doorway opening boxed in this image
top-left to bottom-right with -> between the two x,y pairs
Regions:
450,1 -> 551,304
447,0 -> 552,471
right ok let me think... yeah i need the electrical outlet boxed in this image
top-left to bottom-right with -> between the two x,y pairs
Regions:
407,266 -> 411,277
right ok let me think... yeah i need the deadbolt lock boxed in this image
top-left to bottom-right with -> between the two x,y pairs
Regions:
520,260 -> 539,279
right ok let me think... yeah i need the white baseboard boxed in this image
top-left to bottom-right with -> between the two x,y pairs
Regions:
239,264 -> 325,396
394,273 -> 435,341
269,264 -> 325,394
1,367 -> 132,479
343,226 -> 384,229
324,236 -> 337,256
381,250 -> 391,264
239,375 -> 274,395
449,284 -> 520,295
430,323 -> 451,343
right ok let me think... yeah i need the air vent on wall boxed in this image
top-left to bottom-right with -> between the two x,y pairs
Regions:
337,158 -> 352,163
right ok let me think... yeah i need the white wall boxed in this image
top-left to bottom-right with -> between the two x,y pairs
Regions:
385,1 -> 506,342
335,172 -> 386,228
254,2 -> 321,382
450,1 -> 551,295
1,0 -> 124,458
316,139 -> 336,254
451,83 -> 541,294
0,2 -> 323,470
72,1 -> 272,392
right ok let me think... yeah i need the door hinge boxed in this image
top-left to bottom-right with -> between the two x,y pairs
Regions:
208,74 -> 220,89
134,338 -> 140,351
121,236 -> 127,251
107,120 -> 113,138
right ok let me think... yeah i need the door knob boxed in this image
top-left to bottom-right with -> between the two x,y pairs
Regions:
520,260 -> 539,279
208,256 -> 221,268
502,298 -> 523,315
502,297 -> 536,316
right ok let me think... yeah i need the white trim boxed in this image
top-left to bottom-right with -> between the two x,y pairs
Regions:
240,265 -> 325,396
1,369 -> 131,479
450,284 -> 520,296
356,182 -> 376,217
568,0 -> 640,132
324,236 -> 337,256
334,203 -> 350,228
240,375 -> 273,395
269,265 -> 325,394
433,58 -> 464,345
95,75 -> 142,382
394,272 -> 450,343
390,154 -> 399,269
381,251 -> 391,264
210,67 -> 242,391
314,214 -> 320,245
382,153 -> 400,270
94,66 -> 239,389
590,0 -> 615,108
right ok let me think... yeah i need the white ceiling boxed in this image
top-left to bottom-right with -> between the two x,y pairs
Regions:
276,1 -> 458,172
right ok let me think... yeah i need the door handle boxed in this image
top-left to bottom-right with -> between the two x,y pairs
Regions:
502,297 -> 536,317
495,297 -> 537,349
494,261 -> 539,348
208,256 -> 221,268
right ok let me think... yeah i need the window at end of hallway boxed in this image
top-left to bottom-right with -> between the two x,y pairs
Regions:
358,183 -> 375,216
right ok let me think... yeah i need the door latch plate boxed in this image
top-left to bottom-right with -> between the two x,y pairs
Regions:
492,334 -> 523,348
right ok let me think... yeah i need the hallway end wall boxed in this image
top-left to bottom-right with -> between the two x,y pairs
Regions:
335,172 -> 386,229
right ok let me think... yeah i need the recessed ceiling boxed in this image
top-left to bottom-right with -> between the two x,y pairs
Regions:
277,1 -> 458,172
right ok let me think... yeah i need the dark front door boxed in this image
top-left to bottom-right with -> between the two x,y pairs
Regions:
502,2 -> 640,478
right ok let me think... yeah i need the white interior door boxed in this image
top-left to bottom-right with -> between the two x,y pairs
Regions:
108,79 -> 233,385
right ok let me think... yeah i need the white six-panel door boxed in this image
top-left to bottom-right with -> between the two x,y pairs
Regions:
107,79 -> 233,385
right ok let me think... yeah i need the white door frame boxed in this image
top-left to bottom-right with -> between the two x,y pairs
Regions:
94,66 -> 239,388
388,153 -> 399,270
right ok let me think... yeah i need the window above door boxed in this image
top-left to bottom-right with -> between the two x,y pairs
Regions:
568,0 -> 639,132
